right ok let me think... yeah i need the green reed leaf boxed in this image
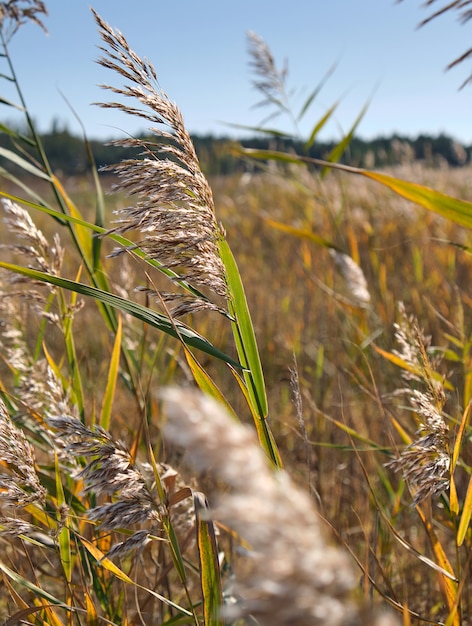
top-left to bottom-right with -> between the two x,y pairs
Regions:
240,147 -> 472,232
219,239 -> 267,416
194,492 -> 223,626
321,100 -> 370,176
304,101 -> 339,150
363,170 -> 472,229
457,473 -> 472,546
0,561 -> 70,610
297,61 -> 337,122
182,345 -> 238,420
219,238 -> 282,467
0,146 -> 51,180
0,261 -> 243,369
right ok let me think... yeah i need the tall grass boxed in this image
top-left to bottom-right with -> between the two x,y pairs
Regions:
1,3 -> 472,625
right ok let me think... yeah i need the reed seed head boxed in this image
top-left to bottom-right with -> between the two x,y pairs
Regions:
329,249 -> 371,308
1,198 -> 64,278
0,0 -> 47,40
93,10 -> 228,306
48,416 -> 161,530
0,398 -> 46,510
247,30 -> 288,108
388,303 -> 450,504
162,388 -> 370,626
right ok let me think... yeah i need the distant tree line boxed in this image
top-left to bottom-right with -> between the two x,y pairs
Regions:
0,124 -> 470,177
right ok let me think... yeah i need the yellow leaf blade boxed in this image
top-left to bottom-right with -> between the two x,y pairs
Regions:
100,315 -> 122,430
457,474 -> 472,546
362,170 -> 472,230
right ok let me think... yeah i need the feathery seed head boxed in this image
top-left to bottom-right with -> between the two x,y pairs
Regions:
162,388 -> 372,626
48,416 -> 174,532
0,398 -> 46,509
393,302 -> 442,389
1,199 -> 64,283
93,10 -> 227,303
247,30 -> 288,106
0,516 -> 36,536
388,304 -> 450,504
329,249 -> 371,308
0,0 -> 47,40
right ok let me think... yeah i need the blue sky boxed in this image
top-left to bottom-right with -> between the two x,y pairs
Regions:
3,0 -> 472,143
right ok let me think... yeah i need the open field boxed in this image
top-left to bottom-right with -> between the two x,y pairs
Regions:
2,159 -> 472,624
2,5 -> 472,625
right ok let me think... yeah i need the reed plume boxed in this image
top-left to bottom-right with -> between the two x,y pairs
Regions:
0,0 -> 47,39
388,303 -> 450,504
93,10 -> 228,312
47,415 -> 193,559
48,416 -> 160,530
162,388 -> 394,626
247,30 -> 288,110
0,397 -> 46,516
0,198 -> 78,426
1,198 -> 63,277
329,249 -> 371,308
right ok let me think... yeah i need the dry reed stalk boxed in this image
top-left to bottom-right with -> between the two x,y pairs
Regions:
247,30 -> 288,109
0,0 -> 47,39
162,388 -> 397,626
93,10 -> 228,314
388,303 -> 450,504
47,415 -> 193,558
0,397 -> 46,516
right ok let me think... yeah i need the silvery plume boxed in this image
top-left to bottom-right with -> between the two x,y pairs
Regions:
0,397 -> 46,526
162,388 -> 396,626
93,10 -> 228,316
0,0 -> 47,40
388,303 -> 450,505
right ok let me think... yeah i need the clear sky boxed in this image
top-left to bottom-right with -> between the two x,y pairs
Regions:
3,0 -> 472,144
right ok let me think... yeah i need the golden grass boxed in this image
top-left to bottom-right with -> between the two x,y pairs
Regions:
2,160 -> 471,622
1,7 -> 472,623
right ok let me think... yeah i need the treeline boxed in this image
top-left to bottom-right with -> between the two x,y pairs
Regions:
0,126 -> 470,177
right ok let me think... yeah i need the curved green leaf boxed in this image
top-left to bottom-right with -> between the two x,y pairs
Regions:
238,148 -> 472,230
219,239 -> 282,467
0,146 -> 51,180
304,101 -> 339,150
322,100 -> 370,176
0,261 -> 242,369
297,62 -> 337,122
100,315 -> 122,430
363,170 -> 472,229
219,239 -> 267,416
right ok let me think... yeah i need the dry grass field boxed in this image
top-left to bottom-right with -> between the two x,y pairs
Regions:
2,4 -> 472,625
2,159 -> 472,624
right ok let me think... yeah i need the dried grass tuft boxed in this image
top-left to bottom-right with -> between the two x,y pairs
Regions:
388,303 -> 450,504
0,0 -> 47,39
162,388 -> 390,626
93,10 -> 228,306
0,397 -> 46,513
